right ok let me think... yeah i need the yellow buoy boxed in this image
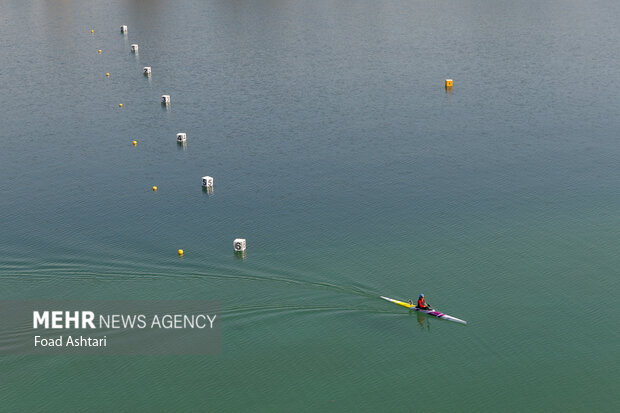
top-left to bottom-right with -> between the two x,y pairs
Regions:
106,73 -> 110,77
132,140 -> 137,146
152,186 -> 158,191
91,29 -> 94,34
445,79 -> 453,88
98,49 -> 102,54
119,103 -> 123,107
178,249 -> 184,256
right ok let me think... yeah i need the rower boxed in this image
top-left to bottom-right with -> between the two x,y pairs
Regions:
416,294 -> 431,310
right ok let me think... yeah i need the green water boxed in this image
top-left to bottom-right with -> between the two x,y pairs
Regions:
1,0 -> 619,411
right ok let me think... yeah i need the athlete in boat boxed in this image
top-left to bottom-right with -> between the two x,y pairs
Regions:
416,294 -> 431,310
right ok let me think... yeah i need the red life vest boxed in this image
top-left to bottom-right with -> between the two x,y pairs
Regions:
417,297 -> 426,307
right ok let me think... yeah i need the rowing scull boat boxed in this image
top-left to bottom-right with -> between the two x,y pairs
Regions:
380,296 -> 467,325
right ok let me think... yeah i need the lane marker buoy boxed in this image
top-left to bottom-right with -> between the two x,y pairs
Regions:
202,176 -> 213,188
233,238 -> 247,252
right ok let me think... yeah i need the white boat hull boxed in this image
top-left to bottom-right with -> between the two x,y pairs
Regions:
380,296 -> 467,325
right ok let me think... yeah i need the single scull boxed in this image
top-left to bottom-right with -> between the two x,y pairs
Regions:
380,296 -> 467,325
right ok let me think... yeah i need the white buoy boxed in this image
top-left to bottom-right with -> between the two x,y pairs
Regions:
120,25 -> 128,33
144,66 -> 151,76
177,133 -> 187,143
161,95 -> 170,104
233,239 -> 246,252
202,176 -> 213,188
131,44 -> 138,53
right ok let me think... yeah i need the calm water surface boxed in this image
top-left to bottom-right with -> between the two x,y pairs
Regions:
1,0 -> 619,411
